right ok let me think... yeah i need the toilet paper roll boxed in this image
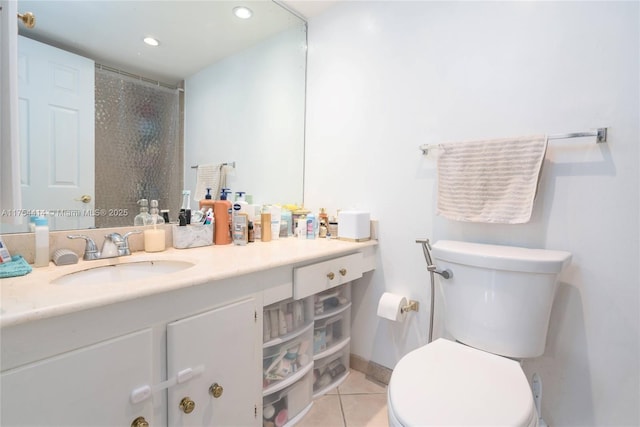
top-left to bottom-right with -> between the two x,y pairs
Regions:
377,292 -> 408,322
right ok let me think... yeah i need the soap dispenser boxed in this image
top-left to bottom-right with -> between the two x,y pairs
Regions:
134,199 -> 152,226
149,200 -> 165,224
199,188 -> 216,211
144,200 -> 166,253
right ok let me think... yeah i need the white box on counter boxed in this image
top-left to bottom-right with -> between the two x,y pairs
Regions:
338,211 -> 370,242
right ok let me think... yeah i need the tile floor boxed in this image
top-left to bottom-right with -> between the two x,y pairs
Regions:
297,370 -> 389,427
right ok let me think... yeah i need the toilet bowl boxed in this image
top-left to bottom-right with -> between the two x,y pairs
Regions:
387,339 -> 538,427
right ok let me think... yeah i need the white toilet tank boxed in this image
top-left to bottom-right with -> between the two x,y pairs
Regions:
432,240 -> 571,359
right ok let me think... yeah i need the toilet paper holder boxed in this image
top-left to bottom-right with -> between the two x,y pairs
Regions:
401,300 -> 419,313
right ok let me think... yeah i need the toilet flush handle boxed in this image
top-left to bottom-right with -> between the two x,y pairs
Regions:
427,265 -> 452,279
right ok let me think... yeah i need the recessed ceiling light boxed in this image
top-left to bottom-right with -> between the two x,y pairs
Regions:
233,6 -> 252,19
143,37 -> 159,47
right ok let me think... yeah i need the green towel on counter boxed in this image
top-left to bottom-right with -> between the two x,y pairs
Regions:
0,255 -> 33,278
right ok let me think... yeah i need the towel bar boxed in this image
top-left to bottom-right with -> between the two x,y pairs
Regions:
190,162 -> 236,169
419,127 -> 608,155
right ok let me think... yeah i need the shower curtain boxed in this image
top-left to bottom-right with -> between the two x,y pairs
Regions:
94,68 -> 182,228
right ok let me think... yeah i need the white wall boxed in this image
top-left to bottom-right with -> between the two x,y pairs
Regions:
304,2 -> 639,426
184,25 -> 306,206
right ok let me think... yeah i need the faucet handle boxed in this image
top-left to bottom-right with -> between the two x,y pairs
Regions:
120,230 -> 143,256
67,235 -> 99,260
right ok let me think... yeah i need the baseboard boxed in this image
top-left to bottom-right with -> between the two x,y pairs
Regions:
350,353 -> 392,386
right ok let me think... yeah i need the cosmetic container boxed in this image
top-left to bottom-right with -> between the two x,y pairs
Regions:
34,217 -> 49,267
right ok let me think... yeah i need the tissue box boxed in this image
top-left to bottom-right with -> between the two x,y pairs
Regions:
172,224 -> 214,249
338,211 -> 370,242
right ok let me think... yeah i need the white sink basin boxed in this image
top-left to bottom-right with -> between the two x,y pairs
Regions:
51,260 -> 194,285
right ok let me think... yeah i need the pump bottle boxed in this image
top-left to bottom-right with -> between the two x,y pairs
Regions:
199,188 -> 216,211
134,199 -> 152,226
213,190 -> 232,245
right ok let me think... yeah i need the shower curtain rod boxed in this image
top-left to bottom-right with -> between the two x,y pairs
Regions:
419,127 -> 608,155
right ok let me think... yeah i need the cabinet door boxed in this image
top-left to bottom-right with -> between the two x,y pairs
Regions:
1,328 -> 153,426
167,297 -> 259,426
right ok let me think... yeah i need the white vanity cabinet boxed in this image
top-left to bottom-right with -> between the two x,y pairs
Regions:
0,241 -> 377,427
0,328 -> 155,426
0,288 -> 262,427
167,297 -> 259,426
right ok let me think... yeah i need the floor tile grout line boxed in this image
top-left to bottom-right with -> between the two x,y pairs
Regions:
338,391 -> 348,427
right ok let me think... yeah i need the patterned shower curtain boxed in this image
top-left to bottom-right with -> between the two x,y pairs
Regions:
94,67 -> 182,228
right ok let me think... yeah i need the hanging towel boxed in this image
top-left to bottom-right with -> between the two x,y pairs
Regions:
194,163 -> 226,202
436,135 -> 548,224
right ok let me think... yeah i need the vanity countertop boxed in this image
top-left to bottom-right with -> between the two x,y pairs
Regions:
0,239 -> 376,328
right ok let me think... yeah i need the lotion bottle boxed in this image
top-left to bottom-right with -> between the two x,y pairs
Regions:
199,187 -> 216,211
261,205 -> 272,242
34,217 -> 49,267
213,190 -> 232,245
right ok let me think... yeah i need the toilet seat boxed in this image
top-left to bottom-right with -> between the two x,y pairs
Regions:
388,338 -> 538,427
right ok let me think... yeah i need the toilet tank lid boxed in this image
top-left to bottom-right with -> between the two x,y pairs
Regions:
432,240 -> 572,274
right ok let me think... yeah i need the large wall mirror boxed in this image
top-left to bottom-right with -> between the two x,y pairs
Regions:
3,0 -> 306,233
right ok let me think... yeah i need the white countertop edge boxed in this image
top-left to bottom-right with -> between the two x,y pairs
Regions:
0,239 -> 377,328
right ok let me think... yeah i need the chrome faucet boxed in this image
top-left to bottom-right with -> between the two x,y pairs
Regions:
68,230 -> 142,260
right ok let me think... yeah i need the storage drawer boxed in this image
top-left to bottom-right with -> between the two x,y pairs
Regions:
313,343 -> 350,397
263,327 -> 313,393
293,253 -> 363,299
263,297 -> 314,345
263,370 -> 313,427
313,305 -> 350,356
313,283 -> 351,318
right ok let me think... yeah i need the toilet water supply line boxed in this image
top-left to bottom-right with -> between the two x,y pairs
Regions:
416,239 -> 452,344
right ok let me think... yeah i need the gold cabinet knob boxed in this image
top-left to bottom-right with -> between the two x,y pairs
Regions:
339,268 -> 347,276
179,397 -> 196,414
131,416 -> 149,427
209,383 -> 224,398
75,194 -> 92,203
327,272 -> 335,280
18,12 -> 36,29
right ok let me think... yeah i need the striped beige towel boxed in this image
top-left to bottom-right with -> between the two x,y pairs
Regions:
194,163 -> 225,202
436,135 -> 548,224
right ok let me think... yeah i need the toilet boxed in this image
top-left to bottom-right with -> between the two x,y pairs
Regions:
387,240 -> 571,427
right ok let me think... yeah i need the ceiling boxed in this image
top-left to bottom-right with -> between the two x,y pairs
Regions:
17,0 -> 332,86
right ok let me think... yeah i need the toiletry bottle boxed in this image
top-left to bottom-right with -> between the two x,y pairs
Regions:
134,199 -> 152,226
235,191 -> 249,215
248,221 -> 255,242
280,208 -> 292,238
144,201 -> 166,252
293,207 -> 310,237
232,201 -> 249,246
270,205 -> 281,240
319,208 -> 328,228
261,205 -> 272,242
232,209 -> 248,246
297,215 -> 307,240
161,209 -> 170,223
180,190 -> 192,224
150,200 -> 165,224
306,213 -> 317,239
213,190 -> 232,245
328,216 -> 338,239
199,187 -> 216,211
34,217 -> 49,267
